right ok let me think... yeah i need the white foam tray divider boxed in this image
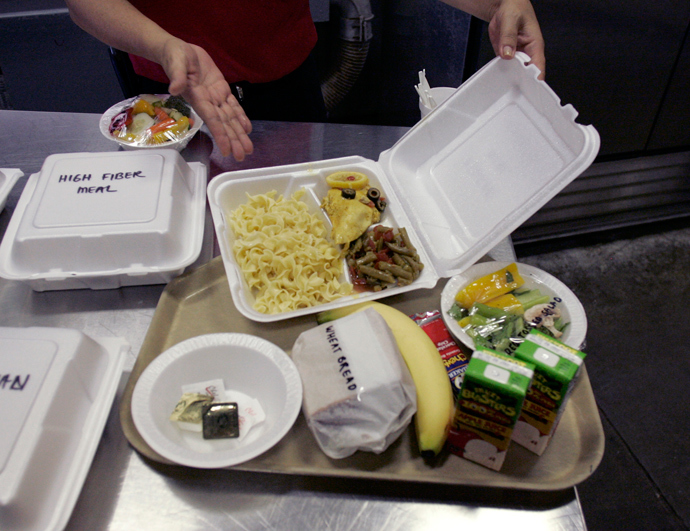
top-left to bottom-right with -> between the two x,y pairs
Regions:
0,150 -> 207,291
0,168 -> 23,213
208,53 -> 600,322
0,326 -> 129,531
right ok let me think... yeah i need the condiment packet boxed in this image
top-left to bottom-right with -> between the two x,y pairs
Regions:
171,378 -> 265,440
182,378 -> 226,400
171,379 -> 227,432
169,392 -> 213,429
225,390 -> 265,441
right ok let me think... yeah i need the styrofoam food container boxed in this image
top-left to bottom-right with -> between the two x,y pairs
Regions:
440,261 -> 588,351
0,149 -> 207,291
208,53 -> 600,322
131,333 -> 303,469
99,95 -> 203,152
0,326 -> 128,531
0,168 -> 23,213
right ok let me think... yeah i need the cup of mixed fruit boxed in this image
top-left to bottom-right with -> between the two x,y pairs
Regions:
100,94 -> 203,151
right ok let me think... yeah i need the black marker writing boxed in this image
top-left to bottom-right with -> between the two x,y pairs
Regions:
0,373 -> 30,391
59,174 -> 92,183
77,185 -> 117,194
101,171 -> 145,181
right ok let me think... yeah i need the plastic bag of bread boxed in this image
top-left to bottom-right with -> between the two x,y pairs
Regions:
291,307 -> 416,459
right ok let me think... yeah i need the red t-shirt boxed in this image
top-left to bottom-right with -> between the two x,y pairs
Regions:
128,0 -> 317,84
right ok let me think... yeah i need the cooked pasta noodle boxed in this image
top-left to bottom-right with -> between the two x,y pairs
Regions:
228,189 -> 352,314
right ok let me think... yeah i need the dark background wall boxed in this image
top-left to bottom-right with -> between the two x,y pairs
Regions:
1,0 -> 689,160
475,0 -> 690,158
0,1 -> 122,112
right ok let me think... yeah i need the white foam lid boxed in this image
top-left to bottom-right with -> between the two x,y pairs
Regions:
378,53 -> 600,278
0,150 -> 207,290
0,326 -> 129,531
208,54 -> 600,322
0,168 -> 23,213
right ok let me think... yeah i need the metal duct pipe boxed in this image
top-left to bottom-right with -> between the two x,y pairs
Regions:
320,0 -> 374,112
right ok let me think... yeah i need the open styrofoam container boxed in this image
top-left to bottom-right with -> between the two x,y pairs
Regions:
208,53 -> 600,322
0,149 -> 207,291
0,168 -> 23,213
0,326 -> 129,531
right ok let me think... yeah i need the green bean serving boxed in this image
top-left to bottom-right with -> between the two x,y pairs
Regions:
345,225 -> 424,291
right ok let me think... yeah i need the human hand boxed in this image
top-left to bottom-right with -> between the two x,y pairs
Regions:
162,39 -> 254,161
487,0 -> 545,79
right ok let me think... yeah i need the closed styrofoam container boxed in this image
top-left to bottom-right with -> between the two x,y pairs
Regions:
208,54 -> 600,322
0,168 -> 23,213
0,150 -> 207,291
0,326 -> 129,531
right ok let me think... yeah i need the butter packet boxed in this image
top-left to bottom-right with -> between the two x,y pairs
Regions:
171,378 -> 227,432
171,378 -> 265,440
447,346 -> 534,471
511,329 -> 586,455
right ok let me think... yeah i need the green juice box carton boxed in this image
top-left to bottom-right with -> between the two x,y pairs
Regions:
511,329 -> 587,455
446,346 -> 534,471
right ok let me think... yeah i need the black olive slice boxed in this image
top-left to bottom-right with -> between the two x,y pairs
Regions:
367,188 -> 381,201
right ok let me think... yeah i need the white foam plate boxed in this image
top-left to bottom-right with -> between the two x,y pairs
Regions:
441,261 -> 587,351
131,333 -> 303,469
0,168 -> 23,213
208,53 -> 600,322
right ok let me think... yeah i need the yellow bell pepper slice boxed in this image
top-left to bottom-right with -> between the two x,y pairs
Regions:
454,262 -> 524,310
484,293 -> 524,315
131,98 -> 156,116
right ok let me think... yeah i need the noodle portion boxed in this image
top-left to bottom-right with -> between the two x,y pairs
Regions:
228,190 -> 352,314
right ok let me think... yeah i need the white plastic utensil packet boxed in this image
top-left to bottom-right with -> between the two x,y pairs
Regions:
292,307 -> 416,459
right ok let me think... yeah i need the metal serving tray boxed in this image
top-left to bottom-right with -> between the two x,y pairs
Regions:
120,256 -> 605,491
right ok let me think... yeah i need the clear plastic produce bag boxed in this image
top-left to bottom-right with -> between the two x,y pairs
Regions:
292,308 -> 416,459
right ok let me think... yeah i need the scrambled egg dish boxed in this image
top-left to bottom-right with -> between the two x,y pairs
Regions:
321,188 -> 381,245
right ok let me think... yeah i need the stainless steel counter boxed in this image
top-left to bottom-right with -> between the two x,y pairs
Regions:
0,110 -> 586,531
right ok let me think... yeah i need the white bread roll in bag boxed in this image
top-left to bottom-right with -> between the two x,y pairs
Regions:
292,307 -> 416,459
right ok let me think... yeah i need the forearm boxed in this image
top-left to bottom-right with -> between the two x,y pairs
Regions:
64,0 -> 174,64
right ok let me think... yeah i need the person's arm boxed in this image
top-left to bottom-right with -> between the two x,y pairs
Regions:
441,0 -> 545,79
64,0 -> 253,161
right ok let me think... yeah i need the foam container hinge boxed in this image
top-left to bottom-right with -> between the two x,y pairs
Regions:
0,150 -> 207,291
208,53 -> 600,322
0,168 -> 23,213
0,326 -> 129,531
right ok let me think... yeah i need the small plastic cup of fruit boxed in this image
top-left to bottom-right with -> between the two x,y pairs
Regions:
100,94 -> 203,152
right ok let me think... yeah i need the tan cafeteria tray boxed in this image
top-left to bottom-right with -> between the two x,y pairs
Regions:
120,256 -> 605,491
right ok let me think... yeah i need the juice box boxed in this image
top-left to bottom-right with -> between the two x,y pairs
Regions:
446,346 -> 534,471
411,310 -> 470,398
511,329 -> 586,455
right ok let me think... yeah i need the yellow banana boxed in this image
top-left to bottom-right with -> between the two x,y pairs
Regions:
317,301 -> 454,457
